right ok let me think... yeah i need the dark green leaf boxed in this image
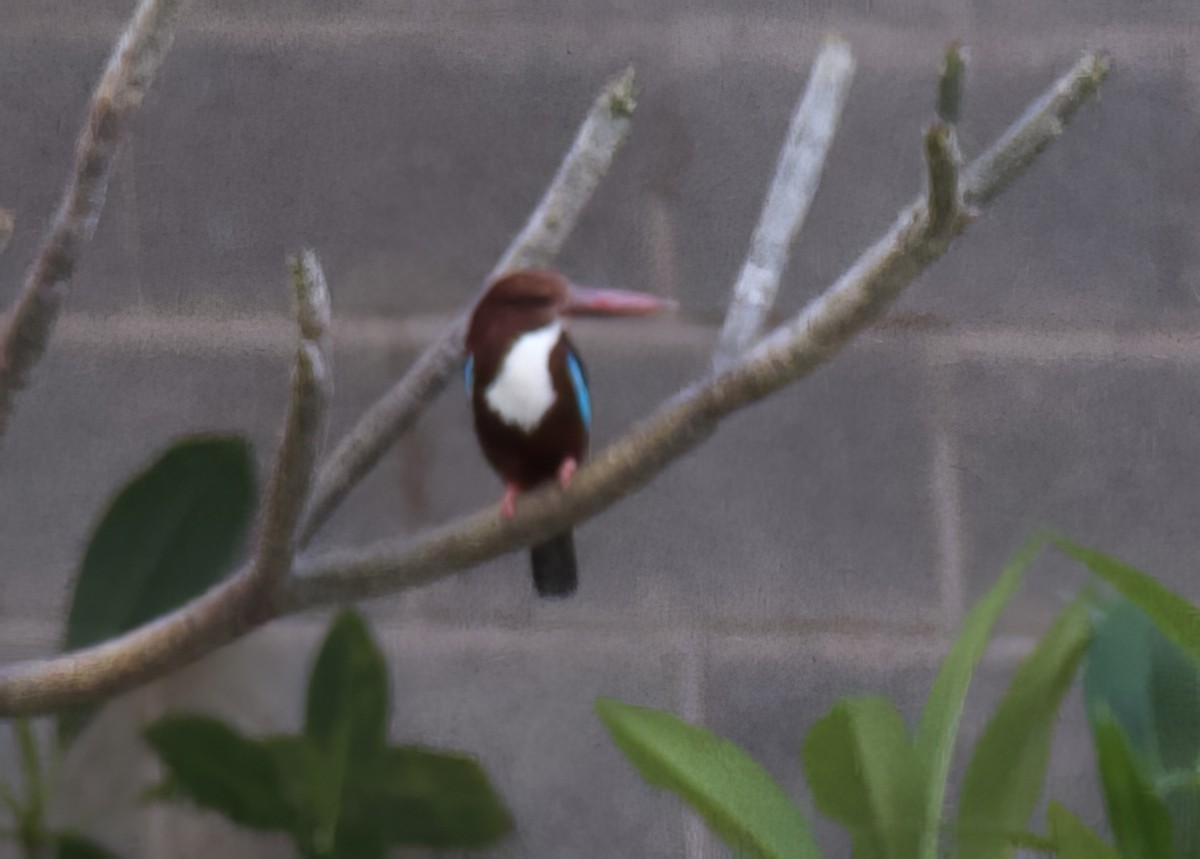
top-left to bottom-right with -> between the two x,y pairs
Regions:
1054,538 -> 1200,664
350,746 -> 512,848
1046,802 -> 1119,859
1085,599 -> 1200,856
61,437 -> 255,745
143,715 -> 294,832
802,696 -> 925,858
596,698 -> 820,859
1085,599 -> 1200,772
954,597 -> 1091,858
305,610 -> 389,761
302,611 -> 390,851
1092,710 -> 1173,859
1084,602 -> 1161,769
55,832 -> 119,859
914,532 -> 1049,857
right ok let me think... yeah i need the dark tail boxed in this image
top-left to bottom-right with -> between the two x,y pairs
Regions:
530,530 -> 578,598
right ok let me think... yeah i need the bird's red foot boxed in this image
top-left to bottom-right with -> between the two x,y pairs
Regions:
557,457 -> 578,489
501,483 -> 520,519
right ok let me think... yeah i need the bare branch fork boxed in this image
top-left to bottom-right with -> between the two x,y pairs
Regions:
0,34 -> 1109,714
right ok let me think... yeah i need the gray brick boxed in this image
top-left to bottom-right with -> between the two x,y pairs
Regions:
974,0 -> 1200,26
403,338 -> 942,629
949,358 -> 1200,635
10,13 -> 1180,325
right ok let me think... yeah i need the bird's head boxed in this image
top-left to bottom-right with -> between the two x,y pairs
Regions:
466,269 -> 669,354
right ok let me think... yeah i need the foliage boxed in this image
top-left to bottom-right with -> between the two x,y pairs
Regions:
144,609 -> 512,858
0,437 -> 510,858
595,698 -> 820,859
2,436 -> 256,858
600,536 -> 1200,859
60,435 -> 257,746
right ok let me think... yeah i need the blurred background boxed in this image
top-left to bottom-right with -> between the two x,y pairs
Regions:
1,0 -> 1198,855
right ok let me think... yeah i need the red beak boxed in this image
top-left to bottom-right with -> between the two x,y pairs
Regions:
563,284 -> 675,317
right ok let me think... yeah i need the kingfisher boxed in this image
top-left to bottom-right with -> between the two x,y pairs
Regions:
464,269 -> 668,597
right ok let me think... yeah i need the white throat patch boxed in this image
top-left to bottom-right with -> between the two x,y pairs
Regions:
485,322 -> 561,432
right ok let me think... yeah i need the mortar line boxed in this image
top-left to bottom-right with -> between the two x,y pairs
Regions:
928,340 -> 967,629
13,310 -> 1200,364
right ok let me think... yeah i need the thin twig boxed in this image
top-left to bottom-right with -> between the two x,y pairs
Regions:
0,0 -> 190,439
714,36 -> 855,370
0,52 -> 1108,717
936,43 -> 967,126
249,253 -> 333,597
924,124 -> 960,238
296,67 -> 638,547
962,53 -> 1108,208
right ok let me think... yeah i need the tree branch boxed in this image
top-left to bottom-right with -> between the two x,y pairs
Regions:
249,252 -> 333,597
0,0 -> 190,439
296,67 -> 638,547
924,123 -> 960,239
714,36 -> 855,370
0,51 -> 1109,717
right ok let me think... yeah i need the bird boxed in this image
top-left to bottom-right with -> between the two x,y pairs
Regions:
464,269 -> 668,597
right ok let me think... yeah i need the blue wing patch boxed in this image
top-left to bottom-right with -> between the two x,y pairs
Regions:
463,354 -> 474,396
566,349 -> 591,429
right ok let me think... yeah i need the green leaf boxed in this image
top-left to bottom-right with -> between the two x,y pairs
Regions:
1046,802 -> 1119,859
303,610 -> 390,848
1054,537 -> 1200,664
143,715 -> 295,832
1092,711 -> 1173,859
914,532 -> 1049,858
1085,599 -> 1200,856
1085,599 -> 1200,773
801,696 -> 925,858
55,832 -> 120,859
350,746 -> 512,848
954,597 -> 1092,858
596,698 -> 820,859
305,610 -> 389,761
60,436 -> 256,745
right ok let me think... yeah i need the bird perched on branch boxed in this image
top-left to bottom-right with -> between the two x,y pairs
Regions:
464,269 -> 669,597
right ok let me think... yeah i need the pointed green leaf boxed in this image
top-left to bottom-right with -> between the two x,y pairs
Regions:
1084,602 -> 1160,769
302,610 -> 390,850
801,696 -> 925,858
348,746 -> 512,848
60,436 -> 256,745
1084,599 -> 1200,771
1054,538 -> 1200,663
55,832 -> 119,859
596,698 -> 820,859
1046,802 -> 1119,859
1092,711 -> 1173,859
143,715 -> 295,832
914,532 -> 1050,858
1085,599 -> 1200,856
954,597 -> 1091,858
305,610 -> 389,761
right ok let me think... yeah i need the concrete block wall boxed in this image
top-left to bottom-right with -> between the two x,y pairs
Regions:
2,1 -> 1198,855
